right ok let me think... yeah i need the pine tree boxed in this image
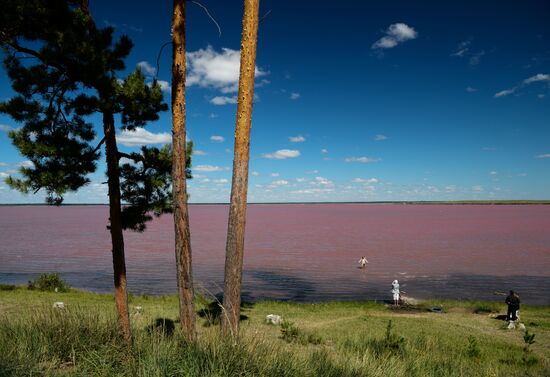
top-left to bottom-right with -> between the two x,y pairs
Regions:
171,0 -> 196,341
221,0 -> 260,338
0,0 -> 187,343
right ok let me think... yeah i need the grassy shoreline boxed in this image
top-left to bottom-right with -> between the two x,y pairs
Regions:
1,200 -> 550,206
1,287 -> 549,376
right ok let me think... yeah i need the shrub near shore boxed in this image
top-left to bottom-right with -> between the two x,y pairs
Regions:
0,288 -> 549,376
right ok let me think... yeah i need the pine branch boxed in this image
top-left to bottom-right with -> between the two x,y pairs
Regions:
155,41 -> 172,81
4,40 -> 63,71
118,151 -> 144,163
259,9 -> 272,24
93,136 -> 106,153
190,1 -> 222,37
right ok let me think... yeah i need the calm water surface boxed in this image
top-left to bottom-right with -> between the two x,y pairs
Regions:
1,204 -> 549,304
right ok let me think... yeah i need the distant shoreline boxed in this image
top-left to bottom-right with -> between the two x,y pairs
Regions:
1,200 -> 550,206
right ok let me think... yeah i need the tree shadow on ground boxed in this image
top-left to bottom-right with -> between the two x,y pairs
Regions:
197,295 -> 253,327
147,318 -> 176,337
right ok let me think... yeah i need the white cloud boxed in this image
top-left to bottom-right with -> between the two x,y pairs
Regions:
193,150 -> 207,156
0,124 -> 13,132
495,89 -> 515,98
320,149 -> 328,154
210,135 -> 225,143
291,188 -> 334,195
466,86 -> 478,92
262,149 -> 300,160
290,92 -> 300,100
136,61 -> 156,76
156,80 -> 171,93
352,178 -> 378,184
271,172 -> 280,177
374,134 -> 388,141
523,73 -> 550,84
472,185 -> 484,192
0,172 -> 9,178
451,41 -> 485,65
536,153 -> 550,159
489,171 -> 497,175
257,79 -> 270,88
372,23 -> 418,50
296,178 -> 305,182
213,178 -> 228,184
289,135 -> 305,143
311,176 -> 332,186
119,157 -> 140,166
210,96 -> 237,105
451,41 -> 471,57
116,128 -> 171,147
345,156 -> 380,163
187,46 -> 266,93
495,73 -> 549,98
194,165 -> 224,172
539,94 -> 546,99
272,180 -> 288,186
18,160 -> 35,168
453,48 -> 468,57
469,50 -> 485,65
374,37 -> 398,49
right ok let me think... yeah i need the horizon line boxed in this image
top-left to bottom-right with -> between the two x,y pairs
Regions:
1,200 -> 550,206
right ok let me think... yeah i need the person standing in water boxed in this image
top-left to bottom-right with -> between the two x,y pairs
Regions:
391,280 -> 400,306
358,256 -> 368,268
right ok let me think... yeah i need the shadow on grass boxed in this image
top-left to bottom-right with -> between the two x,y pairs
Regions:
493,314 -> 508,321
386,303 -> 426,313
148,318 -> 176,337
197,298 -> 252,327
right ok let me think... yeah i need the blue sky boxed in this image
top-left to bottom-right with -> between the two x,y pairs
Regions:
1,0 -> 549,203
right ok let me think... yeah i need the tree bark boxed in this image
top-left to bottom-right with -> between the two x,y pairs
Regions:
171,0 -> 196,341
221,0 -> 260,339
103,110 -> 132,344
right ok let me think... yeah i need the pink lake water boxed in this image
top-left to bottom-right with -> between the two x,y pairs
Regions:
1,204 -> 549,304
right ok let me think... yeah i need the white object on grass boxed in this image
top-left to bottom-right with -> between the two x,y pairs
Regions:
266,314 -> 282,325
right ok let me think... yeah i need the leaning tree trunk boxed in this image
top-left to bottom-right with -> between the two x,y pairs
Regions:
171,0 -> 196,341
221,0 -> 260,339
103,110 -> 132,344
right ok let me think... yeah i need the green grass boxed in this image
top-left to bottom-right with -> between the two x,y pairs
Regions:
1,288 -> 549,376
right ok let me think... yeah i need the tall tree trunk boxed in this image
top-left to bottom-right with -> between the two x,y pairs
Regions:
103,110 -> 132,344
221,0 -> 260,338
171,0 -> 196,341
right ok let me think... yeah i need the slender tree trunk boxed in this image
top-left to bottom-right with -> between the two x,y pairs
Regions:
103,110 -> 132,344
221,0 -> 260,338
171,0 -> 196,341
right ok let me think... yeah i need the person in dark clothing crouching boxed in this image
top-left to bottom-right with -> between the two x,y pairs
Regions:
505,290 -> 520,321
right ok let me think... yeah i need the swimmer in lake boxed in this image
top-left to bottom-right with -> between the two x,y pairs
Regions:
358,256 -> 369,268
